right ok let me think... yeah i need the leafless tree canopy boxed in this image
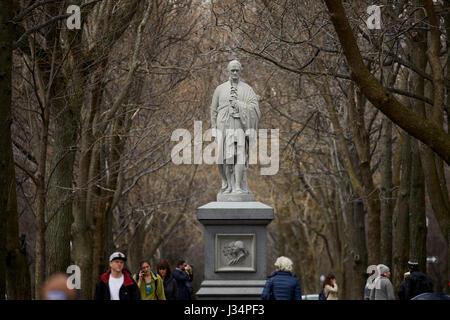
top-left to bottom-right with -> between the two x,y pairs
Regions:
1,0 -> 449,299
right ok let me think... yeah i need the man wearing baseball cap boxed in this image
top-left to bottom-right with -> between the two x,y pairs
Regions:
94,252 -> 140,300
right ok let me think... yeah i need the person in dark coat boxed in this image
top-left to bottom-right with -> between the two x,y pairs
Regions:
173,260 -> 193,300
398,259 -> 433,300
157,259 -> 178,300
261,256 -> 302,300
397,271 -> 410,300
94,252 -> 140,300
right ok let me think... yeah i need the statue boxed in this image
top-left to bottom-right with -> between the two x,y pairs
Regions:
210,60 -> 261,201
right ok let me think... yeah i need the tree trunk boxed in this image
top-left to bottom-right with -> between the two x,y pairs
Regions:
379,56 -> 398,268
380,116 -> 393,267
0,0 -> 14,300
409,138 -> 426,270
408,9 -> 427,271
45,77 -> 78,277
444,0 -> 450,294
392,133 -> 411,292
6,149 -> 32,299
349,89 -> 381,265
72,92 -> 94,299
351,197 -> 368,299
71,69 -> 94,300
422,0 -> 450,293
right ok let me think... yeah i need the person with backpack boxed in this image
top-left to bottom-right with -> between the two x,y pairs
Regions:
94,252 -> 141,300
133,260 -> 166,300
261,256 -> 302,300
320,273 -> 338,300
398,259 -> 433,300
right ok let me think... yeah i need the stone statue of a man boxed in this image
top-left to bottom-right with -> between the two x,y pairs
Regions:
210,60 -> 261,201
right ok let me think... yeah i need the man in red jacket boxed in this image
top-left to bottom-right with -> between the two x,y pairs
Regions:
94,252 -> 140,300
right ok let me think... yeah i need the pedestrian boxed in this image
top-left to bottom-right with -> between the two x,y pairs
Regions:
322,273 -> 338,300
173,260 -> 193,300
364,269 -> 376,300
41,273 -> 78,300
261,256 -> 302,300
94,252 -> 140,300
397,271 -> 410,300
185,264 -> 194,283
369,264 -> 395,300
398,259 -> 433,300
156,259 -> 178,300
133,260 -> 166,300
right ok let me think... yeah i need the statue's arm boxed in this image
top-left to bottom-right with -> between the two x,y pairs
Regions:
246,87 -> 260,118
235,86 -> 259,115
210,87 -> 219,129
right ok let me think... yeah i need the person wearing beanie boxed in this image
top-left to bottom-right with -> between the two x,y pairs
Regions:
369,264 -> 395,300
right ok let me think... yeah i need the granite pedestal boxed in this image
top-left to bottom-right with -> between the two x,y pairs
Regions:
196,201 -> 274,300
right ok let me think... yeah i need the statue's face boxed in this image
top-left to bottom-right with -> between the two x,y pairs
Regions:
228,64 -> 242,81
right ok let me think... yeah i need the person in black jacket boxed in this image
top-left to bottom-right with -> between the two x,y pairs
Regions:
156,259 -> 178,300
94,252 -> 140,300
172,260 -> 193,300
398,259 -> 433,300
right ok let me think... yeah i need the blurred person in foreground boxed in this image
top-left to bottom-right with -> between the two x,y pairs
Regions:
41,273 -> 78,300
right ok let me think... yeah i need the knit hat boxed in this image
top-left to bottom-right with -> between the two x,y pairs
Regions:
109,252 -> 127,262
377,264 -> 390,275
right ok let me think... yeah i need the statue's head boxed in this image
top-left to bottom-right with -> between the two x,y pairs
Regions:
227,60 -> 242,81
233,240 -> 245,250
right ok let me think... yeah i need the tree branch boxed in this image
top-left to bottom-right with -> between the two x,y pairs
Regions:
324,0 -> 450,164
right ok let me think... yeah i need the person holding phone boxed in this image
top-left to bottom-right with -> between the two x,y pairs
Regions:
132,260 -> 166,300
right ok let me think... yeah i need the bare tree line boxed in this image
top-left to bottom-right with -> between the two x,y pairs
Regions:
1,0 -> 449,300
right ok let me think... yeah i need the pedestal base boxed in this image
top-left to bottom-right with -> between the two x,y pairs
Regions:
196,201 -> 274,300
217,192 -> 255,202
196,280 -> 267,300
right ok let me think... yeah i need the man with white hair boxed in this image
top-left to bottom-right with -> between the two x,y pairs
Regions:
261,256 -> 302,300
210,59 -> 261,196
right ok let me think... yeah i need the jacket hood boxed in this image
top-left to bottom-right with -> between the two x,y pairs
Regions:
100,269 -> 135,286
